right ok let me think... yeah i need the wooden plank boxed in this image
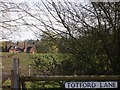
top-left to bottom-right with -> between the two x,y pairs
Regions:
2,85 -> 11,89
21,75 -> 120,81
21,81 -> 26,89
2,75 -> 11,78
28,65 -> 31,76
11,70 -> 14,88
13,58 -> 20,89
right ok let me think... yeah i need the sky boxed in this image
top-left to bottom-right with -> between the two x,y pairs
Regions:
0,0 -> 42,42
1,0 -> 88,42
1,0 -> 119,42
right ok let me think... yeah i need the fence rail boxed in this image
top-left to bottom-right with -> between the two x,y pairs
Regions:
2,58 -> 120,89
21,75 -> 120,81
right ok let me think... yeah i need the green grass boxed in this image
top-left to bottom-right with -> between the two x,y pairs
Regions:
1,52 -> 71,89
25,81 -> 62,89
1,52 -> 70,75
2,53 -> 33,75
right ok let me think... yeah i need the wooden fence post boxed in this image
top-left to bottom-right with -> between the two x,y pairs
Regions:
13,58 -> 20,89
11,70 -> 14,88
28,65 -> 31,76
22,81 -> 26,90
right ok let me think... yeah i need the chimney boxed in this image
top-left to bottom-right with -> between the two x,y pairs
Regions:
17,42 -> 19,45
23,41 -> 27,52
32,42 -> 35,45
5,41 -> 8,52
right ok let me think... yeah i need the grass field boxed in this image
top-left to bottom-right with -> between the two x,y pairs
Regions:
1,52 -> 70,76
1,52 -> 71,89
1,53 -> 33,75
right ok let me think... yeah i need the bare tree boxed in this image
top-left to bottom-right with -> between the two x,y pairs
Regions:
1,0 -> 120,74
15,0 -> 120,74
0,1 -> 29,40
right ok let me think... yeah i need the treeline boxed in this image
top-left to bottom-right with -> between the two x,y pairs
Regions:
1,1 -> 120,75
34,1 -> 120,75
34,33 -> 119,75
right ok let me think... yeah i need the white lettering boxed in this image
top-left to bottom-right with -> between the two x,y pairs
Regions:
65,81 -> 118,88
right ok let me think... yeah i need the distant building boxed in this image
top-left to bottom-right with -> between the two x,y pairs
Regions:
3,41 -> 37,53
26,47 -> 36,53
8,46 -> 23,53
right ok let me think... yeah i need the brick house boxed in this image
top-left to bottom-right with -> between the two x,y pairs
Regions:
5,41 -> 37,53
8,46 -> 23,53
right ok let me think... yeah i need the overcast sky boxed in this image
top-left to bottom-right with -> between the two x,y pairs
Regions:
1,0 -> 89,42
1,0 -> 118,42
